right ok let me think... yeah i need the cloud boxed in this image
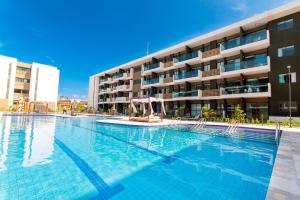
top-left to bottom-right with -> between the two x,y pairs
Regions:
230,0 -> 249,15
45,55 -> 56,64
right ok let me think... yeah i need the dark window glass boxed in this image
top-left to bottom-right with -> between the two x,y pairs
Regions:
278,45 -> 295,57
134,79 -> 141,84
277,19 -> 293,31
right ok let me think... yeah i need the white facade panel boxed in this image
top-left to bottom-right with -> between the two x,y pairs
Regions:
30,63 -> 60,103
88,76 -> 97,108
0,55 -> 17,105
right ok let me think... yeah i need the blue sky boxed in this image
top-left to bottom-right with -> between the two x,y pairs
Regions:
0,0 -> 292,99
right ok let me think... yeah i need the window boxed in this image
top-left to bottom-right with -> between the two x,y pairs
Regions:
279,73 -> 297,84
14,89 -> 29,94
203,64 -> 210,72
279,74 -> 288,84
15,78 -> 30,83
134,79 -> 141,84
278,45 -> 295,57
277,19 -> 293,31
217,61 -> 224,69
191,104 -> 201,117
133,92 -> 141,97
17,67 -> 31,73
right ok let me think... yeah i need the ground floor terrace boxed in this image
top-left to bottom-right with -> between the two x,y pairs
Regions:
97,97 -> 291,121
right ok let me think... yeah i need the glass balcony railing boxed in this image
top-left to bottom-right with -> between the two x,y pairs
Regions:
174,70 -> 198,80
144,77 -> 160,85
144,63 -> 160,71
174,51 -> 198,63
221,30 -> 267,50
221,84 -> 269,95
223,55 -> 268,72
100,77 -> 108,83
114,73 -> 124,79
172,90 -> 198,98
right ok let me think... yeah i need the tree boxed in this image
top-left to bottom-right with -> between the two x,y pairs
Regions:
76,102 -> 86,112
233,105 -> 246,123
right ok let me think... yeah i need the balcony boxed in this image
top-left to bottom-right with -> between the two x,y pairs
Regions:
170,90 -> 202,101
144,93 -> 163,98
202,89 -> 221,97
221,56 -> 270,78
173,50 -> 202,66
164,61 -> 173,68
99,88 -> 111,94
113,97 -> 129,103
112,72 -> 130,81
15,71 -> 31,79
142,62 -> 164,75
201,48 -> 222,62
202,68 -> 221,78
220,30 -> 270,57
142,77 -> 163,88
220,83 -> 271,98
14,82 -> 30,90
116,84 -> 131,91
99,77 -> 111,85
173,70 -> 201,83
163,77 -> 173,84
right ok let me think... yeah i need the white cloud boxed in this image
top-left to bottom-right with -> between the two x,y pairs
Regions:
45,55 -> 56,64
230,0 -> 248,15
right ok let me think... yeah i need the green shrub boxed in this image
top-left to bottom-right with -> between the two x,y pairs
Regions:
233,106 -> 246,123
202,107 -> 215,119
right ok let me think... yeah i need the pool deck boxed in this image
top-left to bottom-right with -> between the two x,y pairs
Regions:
267,129 -> 300,199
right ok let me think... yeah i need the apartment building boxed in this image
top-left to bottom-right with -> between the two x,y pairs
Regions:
0,55 -> 60,111
88,1 -> 300,120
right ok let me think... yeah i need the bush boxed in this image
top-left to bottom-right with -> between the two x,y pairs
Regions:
233,106 -> 246,123
177,107 -> 184,117
202,107 -> 215,119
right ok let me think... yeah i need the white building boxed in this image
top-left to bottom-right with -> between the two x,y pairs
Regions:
0,55 -> 60,111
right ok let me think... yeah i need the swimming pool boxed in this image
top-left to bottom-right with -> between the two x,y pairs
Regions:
0,116 -> 277,199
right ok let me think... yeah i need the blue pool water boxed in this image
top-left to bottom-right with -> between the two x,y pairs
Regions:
0,116 -> 277,200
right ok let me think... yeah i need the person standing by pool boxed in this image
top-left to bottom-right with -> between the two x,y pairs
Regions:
63,106 -> 67,115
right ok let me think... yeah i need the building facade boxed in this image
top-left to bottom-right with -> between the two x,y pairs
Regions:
88,2 -> 300,120
0,55 -> 60,111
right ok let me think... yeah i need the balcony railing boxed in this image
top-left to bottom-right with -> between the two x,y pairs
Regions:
144,77 -> 160,85
115,97 -> 129,102
202,48 -> 220,59
144,62 -> 161,71
221,84 -> 269,95
222,55 -> 268,72
172,90 -> 199,98
221,30 -> 267,50
100,88 -> 111,93
100,77 -> 108,82
174,51 -> 199,63
116,85 -> 130,90
174,70 -> 199,80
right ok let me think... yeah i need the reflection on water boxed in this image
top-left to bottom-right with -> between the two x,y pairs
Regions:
0,116 -> 55,171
